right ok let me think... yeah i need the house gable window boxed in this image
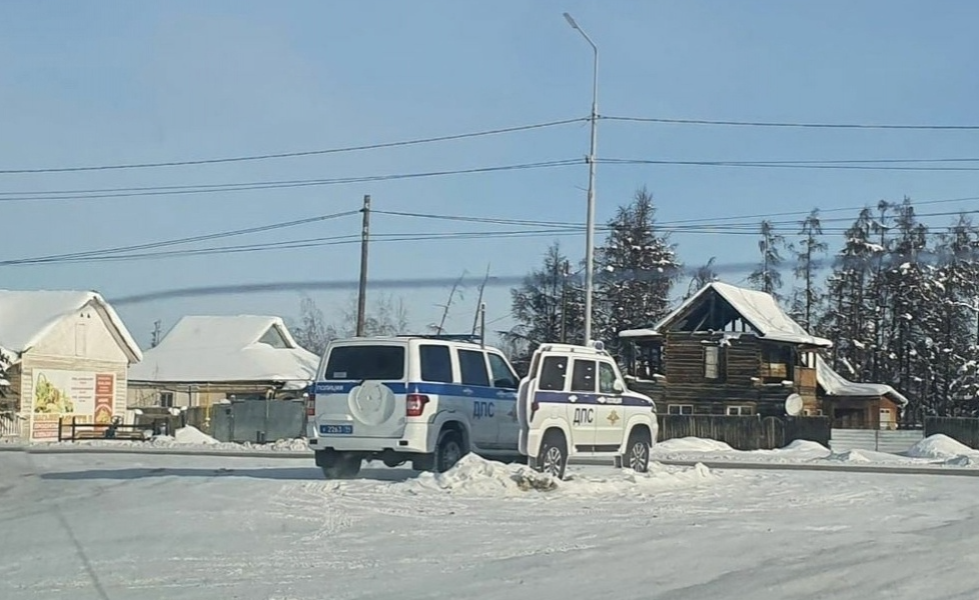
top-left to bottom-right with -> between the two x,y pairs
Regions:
667,404 -> 693,415
258,326 -> 291,349
704,346 -> 720,380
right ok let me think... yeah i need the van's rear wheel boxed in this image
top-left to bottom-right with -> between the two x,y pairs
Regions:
435,430 -> 466,473
320,453 -> 362,479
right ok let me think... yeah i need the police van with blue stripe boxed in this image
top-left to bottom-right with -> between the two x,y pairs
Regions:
517,342 -> 659,479
307,335 -> 522,478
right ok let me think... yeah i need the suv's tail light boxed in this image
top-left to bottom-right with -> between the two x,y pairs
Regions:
305,394 -> 316,417
530,400 -> 539,421
406,394 -> 429,417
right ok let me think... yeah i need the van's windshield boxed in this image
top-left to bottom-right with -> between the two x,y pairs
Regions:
323,345 -> 405,380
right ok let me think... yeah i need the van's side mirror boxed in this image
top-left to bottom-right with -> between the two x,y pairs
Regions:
612,380 -> 625,393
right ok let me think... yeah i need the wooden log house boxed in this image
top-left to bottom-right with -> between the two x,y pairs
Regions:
618,282 -> 908,428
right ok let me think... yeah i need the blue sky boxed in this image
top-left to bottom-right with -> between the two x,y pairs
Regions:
2,0 -> 979,346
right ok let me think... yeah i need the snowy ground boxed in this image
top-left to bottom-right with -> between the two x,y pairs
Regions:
3,451 -> 979,600
10,426 -> 979,472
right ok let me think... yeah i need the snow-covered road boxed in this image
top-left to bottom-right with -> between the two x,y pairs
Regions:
3,451 -> 978,600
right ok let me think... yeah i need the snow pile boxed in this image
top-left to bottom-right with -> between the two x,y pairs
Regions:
173,425 -> 220,445
267,438 -> 311,451
945,455 -> 979,467
398,455 -> 714,498
780,439 -> 831,454
906,434 -> 978,460
403,455 -> 559,495
822,449 -> 917,464
654,437 -> 734,453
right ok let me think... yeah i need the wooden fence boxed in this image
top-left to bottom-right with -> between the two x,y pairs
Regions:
924,417 -> 979,449
657,415 -> 831,451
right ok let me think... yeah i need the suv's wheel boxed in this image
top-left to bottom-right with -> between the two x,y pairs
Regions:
434,429 -> 467,473
320,453 -> 362,479
624,428 -> 651,473
536,431 -> 568,480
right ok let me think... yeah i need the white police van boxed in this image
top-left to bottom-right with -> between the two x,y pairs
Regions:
517,341 -> 659,479
306,335 -> 522,478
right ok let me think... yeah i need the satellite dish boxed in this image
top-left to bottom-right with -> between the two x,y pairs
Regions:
784,393 -> 804,417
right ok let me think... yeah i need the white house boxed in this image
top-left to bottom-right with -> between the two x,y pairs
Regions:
0,290 -> 142,441
127,315 -> 319,408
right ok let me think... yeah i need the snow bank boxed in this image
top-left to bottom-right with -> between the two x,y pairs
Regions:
907,434 -> 978,460
173,425 -> 220,445
38,434 -> 311,453
397,455 -> 714,498
824,449 -> 915,464
653,437 -> 734,453
780,439 -> 831,454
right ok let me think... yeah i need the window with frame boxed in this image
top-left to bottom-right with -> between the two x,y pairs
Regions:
726,405 -> 752,416
487,353 -> 518,389
457,349 -> 490,387
539,356 -> 568,391
639,344 -> 663,378
571,359 -> 597,393
704,346 -> 720,379
667,404 -> 693,415
159,392 -> 174,408
419,344 -> 453,383
598,362 -> 618,394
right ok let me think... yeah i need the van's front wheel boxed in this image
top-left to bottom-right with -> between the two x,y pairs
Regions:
536,431 -> 568,480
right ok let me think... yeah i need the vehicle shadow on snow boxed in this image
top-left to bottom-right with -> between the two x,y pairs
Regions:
39,466 -> 418,482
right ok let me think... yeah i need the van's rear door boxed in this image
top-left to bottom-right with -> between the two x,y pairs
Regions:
314,342 -> 407,439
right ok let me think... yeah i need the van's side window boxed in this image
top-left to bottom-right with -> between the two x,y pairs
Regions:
598,362 -> 618,394
419,344 -> 453,383
571,359 -> 597,393
458,349 -> 490,387
487,353 -> 518,389
539,356 -> 568,391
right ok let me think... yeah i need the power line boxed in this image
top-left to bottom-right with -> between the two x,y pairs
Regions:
601,157 -> 979,172
603,115 -> 979,131
0,210 -> 360,266
0,227 -> 615,267
653,195 -> 979,228
0,160 -> 582,203
0,118 -> 587,175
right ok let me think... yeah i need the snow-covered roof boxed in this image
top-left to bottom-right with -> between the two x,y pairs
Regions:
649,281 -> 832,347
0,290 -> 142,362
618,328 -> 662,339
815,354 -> 909,406
129,315 -> 318,389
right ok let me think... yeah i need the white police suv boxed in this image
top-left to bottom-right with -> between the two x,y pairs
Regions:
517,341 -> 659,479
306,335 -> 523,478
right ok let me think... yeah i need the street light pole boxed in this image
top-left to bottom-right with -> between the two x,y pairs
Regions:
563,12 -> 598,344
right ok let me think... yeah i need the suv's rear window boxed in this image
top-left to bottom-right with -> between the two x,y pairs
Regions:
324,345 -> 405,380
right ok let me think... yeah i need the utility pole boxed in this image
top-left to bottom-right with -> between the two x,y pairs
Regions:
471,264 -> 491,336
356,194 -> 371,337
564,12 -> 598,343
560,260 -> 570,344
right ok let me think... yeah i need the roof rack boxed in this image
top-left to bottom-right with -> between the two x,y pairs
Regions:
400,333 -> 482,343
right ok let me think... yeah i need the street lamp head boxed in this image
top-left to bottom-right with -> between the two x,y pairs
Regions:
563,12 -> 579,30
